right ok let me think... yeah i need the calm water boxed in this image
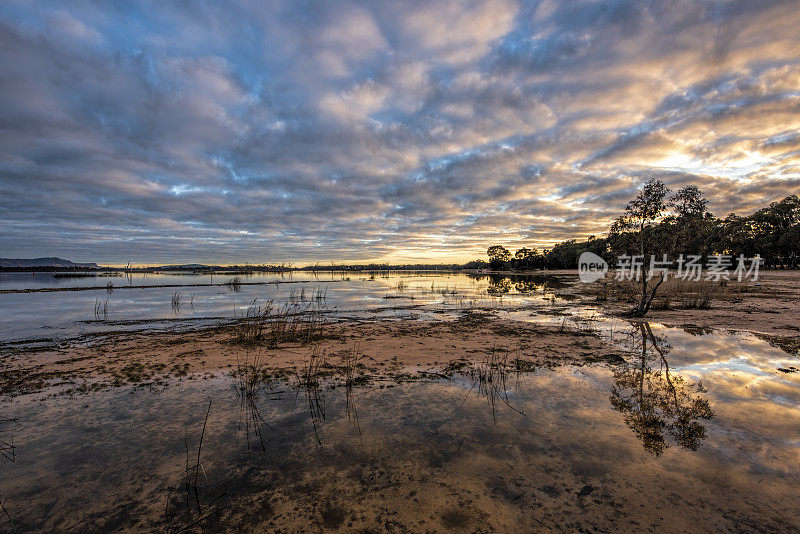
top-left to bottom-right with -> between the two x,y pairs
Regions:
1,272 -> 798,531
2,340 -> 798,531
0,271 -> 565,344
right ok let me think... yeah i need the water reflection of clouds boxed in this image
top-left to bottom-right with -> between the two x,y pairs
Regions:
3,272 -> 799,509
3,360 -> 799,530
0,272 -> 572,343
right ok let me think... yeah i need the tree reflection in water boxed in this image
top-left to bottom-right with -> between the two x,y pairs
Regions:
513,279 -> 540,293
487,277 -> 512,294
484,274 -> 559,294
610,322 -> 714,456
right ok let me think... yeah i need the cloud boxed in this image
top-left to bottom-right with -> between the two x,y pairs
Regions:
1,0 -> 799,264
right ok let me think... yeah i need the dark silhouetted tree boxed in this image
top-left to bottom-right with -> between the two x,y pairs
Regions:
610,179 -> 671,316
487,245 -> 512,270
670,185 -> 708,219
513,247 -> 539,269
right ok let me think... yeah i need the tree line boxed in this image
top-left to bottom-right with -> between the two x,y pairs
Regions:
482,184 -> 800,272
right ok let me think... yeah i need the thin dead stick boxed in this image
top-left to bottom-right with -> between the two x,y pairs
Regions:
193,400 -> 212,516
195,400 -> 212,487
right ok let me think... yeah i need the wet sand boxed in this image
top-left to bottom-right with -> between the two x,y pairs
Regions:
566,270 -> 800,337
2,270 -> 799,396
1,347 -> 797,533
1,271 -> 799,532
0,312 -> 620,397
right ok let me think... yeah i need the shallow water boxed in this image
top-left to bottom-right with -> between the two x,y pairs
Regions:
0,271 -> 565,344
1,333 -> 798,531
1,273 -> 799,531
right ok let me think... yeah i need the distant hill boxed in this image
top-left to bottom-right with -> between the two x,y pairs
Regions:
157,264 -> 211,269
0,257 -> 100,268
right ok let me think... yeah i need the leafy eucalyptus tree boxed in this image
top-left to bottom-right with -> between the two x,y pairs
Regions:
487,245 -> 512,270
610,179 -> 671,317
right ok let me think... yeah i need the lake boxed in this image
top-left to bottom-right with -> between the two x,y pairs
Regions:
0,271 -> 798,531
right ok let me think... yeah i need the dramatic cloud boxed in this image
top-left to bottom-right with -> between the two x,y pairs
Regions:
1,0 -> 799,264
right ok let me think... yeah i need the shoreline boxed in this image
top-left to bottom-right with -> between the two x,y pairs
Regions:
2,270 -> 798,397
0,312 -> 622,398
1,272 -> 798,533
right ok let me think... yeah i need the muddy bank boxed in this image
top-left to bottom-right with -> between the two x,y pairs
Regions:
1,289 -> 798,532
1,335 -> 796,533
555,270 -> 800,337
0,312 -> 621,397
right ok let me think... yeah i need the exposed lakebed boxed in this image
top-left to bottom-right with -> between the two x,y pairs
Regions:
0,271 -> 798,531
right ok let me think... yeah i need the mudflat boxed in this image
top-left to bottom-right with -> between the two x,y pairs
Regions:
1,270 -> 798,532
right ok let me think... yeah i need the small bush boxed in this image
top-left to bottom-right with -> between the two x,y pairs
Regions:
609,278 -> 722,310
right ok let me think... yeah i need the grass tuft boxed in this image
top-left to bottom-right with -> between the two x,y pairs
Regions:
232,300 -> 328,347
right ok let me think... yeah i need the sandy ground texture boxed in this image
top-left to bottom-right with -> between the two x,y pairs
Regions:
557,269 -> 800,337
0,311 -> 624,397
2,270 -> 799,396
1,274 -> 799,532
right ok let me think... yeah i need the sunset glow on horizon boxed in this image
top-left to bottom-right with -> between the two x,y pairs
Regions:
1,0 -> 799,265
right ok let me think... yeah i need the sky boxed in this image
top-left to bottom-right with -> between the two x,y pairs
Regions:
1,0 -> 799,266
